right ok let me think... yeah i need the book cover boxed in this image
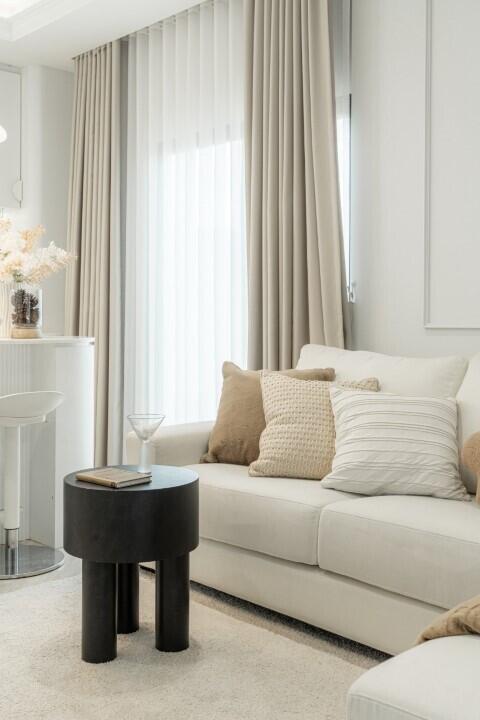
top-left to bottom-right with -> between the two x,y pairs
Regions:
76,467 -> 152,489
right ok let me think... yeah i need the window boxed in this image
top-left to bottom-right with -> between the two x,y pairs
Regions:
331,0 -> 352,290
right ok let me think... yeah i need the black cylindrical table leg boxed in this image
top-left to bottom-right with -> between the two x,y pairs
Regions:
117,562 -> 139,633
82,560 -> 117,663
155,554 -> 190,652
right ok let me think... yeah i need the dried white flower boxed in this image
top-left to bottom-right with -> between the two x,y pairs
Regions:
0,219 -> 75,285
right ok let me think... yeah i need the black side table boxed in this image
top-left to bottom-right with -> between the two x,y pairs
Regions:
64,465 -> 199,663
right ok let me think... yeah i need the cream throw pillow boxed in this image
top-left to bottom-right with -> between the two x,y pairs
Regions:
249,374 -> 379,480
322,388 -> 469,500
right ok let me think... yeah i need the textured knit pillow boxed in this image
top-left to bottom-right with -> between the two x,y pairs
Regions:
322,388 -> 469,500
249,374 -> 379,480
201,362 -> 335,466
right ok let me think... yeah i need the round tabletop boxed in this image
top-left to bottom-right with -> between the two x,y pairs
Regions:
63,465 -> 199,563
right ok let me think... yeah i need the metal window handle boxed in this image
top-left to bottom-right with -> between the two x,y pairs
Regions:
11,179 -> 23,204
347,282 -> 356,304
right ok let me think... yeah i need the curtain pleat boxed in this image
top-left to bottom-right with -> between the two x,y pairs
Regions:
245,0 -> 347,371
65,41 -> 123,465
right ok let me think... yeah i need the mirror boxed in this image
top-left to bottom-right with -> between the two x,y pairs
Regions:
0,69 -> 21,208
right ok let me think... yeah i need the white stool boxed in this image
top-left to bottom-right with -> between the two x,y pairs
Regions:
0,391 -> 64,579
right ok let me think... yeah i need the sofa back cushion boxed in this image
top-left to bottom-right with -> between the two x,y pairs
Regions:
297,345 -> 467,398
298,344 -> 475,490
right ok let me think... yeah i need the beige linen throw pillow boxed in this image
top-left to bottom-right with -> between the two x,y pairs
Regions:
201,362 -> 335,466
417,594 -> 480,644
249,374 -> 379,480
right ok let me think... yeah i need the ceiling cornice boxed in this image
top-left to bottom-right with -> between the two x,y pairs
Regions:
2,0 -> 92,41
0,0 -> 201,70
0,17 -> 11,39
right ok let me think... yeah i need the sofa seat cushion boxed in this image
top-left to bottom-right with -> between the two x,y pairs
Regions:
318,495 -> 480,609
348,636 -> 480,720
187,463 -> 355,565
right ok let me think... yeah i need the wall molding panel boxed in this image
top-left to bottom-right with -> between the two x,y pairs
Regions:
424,0 -> 480,329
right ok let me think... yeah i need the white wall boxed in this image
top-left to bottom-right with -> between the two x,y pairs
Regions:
351,0 -> 480,358
3,64 -> 73,335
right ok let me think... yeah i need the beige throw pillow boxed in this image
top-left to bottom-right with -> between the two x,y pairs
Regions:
249,374 -> 379,480
417,594 -> 480,644
201,362 -> 335,466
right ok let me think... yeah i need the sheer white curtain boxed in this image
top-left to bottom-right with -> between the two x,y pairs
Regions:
124,0 -> 246,427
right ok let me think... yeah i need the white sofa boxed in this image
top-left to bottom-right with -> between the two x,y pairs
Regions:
126,344 -> 480,656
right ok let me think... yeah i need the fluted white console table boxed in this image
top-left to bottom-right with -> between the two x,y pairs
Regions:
0,337 -> 94,551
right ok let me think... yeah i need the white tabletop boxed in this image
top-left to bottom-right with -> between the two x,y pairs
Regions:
0,336 -> 95,346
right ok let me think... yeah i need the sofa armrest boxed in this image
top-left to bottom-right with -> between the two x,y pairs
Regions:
126,420 -> 213,467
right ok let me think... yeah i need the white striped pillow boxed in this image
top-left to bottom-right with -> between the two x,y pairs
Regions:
322,388 -> 469,500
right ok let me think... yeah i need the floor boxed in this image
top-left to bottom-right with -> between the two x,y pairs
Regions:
0,551 -> 387,720
0,547 -> 81,593
0,549 -> 386,662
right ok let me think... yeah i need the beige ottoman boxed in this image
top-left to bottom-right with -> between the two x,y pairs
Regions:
348,635 -> 480,719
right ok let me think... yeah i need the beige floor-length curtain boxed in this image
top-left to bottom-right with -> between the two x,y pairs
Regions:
245,0 -> 348,370
65,41 -> 123,466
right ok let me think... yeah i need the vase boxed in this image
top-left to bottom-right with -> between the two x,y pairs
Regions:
10,283 -> 43,339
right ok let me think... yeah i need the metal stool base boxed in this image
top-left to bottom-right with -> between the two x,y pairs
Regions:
0,539 -> 64,579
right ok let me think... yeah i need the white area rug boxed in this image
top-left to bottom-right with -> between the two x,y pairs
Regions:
0,572 -> 380,720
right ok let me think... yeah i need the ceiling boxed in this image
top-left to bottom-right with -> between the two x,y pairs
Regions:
0,0 -> 200,71
0,1 -> 45,18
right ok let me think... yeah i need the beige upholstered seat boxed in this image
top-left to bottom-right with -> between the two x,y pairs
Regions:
188,463 -> 355,565
318,494 -> 480,609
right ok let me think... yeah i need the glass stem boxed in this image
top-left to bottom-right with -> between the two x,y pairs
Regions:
138,440 -> 151,473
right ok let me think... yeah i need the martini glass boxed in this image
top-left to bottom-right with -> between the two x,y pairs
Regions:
127,413 -> 165,473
